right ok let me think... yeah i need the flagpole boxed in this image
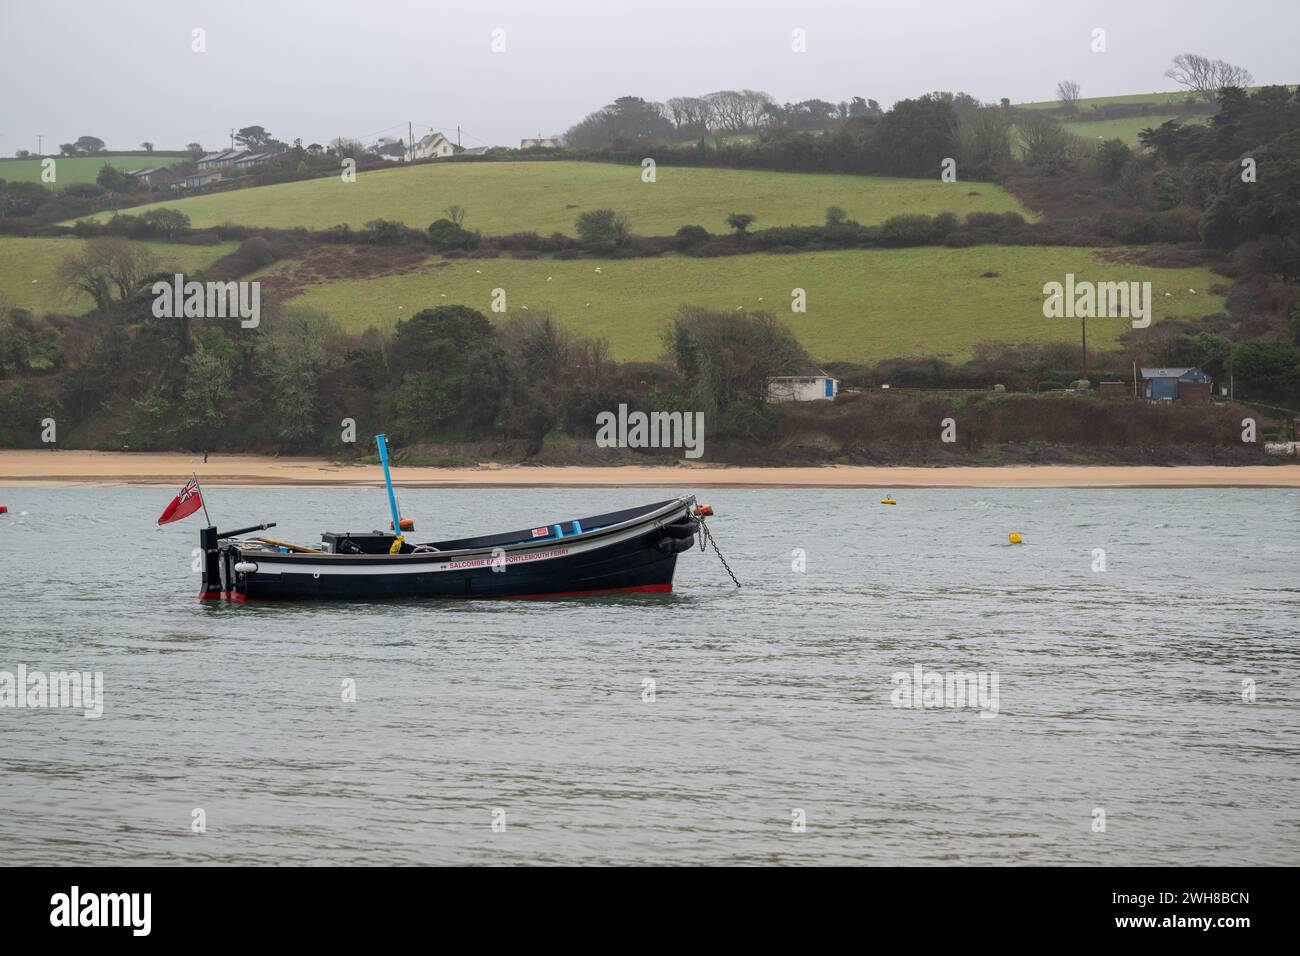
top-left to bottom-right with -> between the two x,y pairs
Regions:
193,471 -> 213,527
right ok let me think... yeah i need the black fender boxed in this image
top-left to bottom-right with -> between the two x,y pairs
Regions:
657,535 -> 697,555
660,517 -> 700,539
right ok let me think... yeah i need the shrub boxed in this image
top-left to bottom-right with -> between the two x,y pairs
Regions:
426,218 -> 478,251
674,224 -> 710,250
575,208 -> 630,253
361,219 -> 409,245
63,183 -> 104,199
879,214 -> 942,246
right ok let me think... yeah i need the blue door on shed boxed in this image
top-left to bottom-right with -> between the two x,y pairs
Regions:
825,378 -> 835,398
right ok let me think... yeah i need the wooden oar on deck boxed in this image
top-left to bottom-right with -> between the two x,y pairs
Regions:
254,536 -> 323,553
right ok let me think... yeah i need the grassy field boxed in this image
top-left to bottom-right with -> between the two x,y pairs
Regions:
269,246 -> 1225,363
80,160 -> 1031,234
1017,90 -> 1204,111
0,154 -> 186,185
1017,86 -> 1288,111
1059,113 -> 1209,145
0,237 -> 236,315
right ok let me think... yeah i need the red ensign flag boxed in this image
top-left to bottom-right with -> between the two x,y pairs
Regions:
158,477 -> 204,526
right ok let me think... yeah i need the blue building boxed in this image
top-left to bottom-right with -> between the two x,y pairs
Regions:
1140,367 -> 1213,401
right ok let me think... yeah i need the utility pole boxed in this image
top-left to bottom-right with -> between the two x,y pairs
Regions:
229,128 -> 235,150
1229,342 -> 1234,400
408,121 -> 413,161
36,134 -> 43,156
457,125 -> 461,147
1080,314 -> 1088,382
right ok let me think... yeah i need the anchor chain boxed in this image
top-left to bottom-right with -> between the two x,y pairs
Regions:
697,516 -> 741,588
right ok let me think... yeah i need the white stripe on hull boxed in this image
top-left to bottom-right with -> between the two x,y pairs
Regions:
239,501 -> 691,577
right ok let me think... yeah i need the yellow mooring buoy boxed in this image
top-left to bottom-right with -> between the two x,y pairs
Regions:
1008,531 -> 1023,544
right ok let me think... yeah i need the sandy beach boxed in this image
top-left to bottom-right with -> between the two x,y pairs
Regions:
1,450 -> 1298,488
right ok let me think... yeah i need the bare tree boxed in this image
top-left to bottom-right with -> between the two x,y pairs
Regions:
1213,59 -> 1253,90
706,90 -> 748,132
57,239 -> 158,313
1165,53 -> 1252,101
740,90 -> 775,129
666,96 -> 714,137
329,136 -> 364,158
703,90 -> 774,133
1165,54 -> 1217,99
1055,79 -> 1082,111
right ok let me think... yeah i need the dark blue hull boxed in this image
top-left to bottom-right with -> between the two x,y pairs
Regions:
203,496 -> 701,602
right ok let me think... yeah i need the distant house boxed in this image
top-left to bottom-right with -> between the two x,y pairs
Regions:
1140,366 -> 1213,402
407,131 -> 459,161
766,367 -> 839,403
520,137 -> 561,150
374,139 -> 407,162
459,145 -> 493,157
182,170 -> 225,189
126,166 -> 163,185
195,149 -> 243,170
232,149 -> 285,169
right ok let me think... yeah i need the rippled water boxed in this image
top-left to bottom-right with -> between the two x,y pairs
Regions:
1,484 -> 1297,865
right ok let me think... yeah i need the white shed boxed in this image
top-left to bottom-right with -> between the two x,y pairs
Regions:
766,367 -> 839,403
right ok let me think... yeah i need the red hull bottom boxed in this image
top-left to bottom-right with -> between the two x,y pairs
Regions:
203,583 -> 672,603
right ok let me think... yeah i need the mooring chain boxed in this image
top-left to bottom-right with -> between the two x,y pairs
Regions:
698,516 -> 741,588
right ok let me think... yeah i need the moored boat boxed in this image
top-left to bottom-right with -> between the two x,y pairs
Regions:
200,495 -> 706,601
192,433 -> 719,602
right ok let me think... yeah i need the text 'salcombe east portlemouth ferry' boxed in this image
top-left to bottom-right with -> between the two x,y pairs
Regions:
199,496 -> 707,601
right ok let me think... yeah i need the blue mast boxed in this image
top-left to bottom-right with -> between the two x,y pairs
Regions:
375,434 -> 402,535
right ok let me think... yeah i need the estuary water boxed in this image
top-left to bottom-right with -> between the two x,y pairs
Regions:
1,484 -> 1297,865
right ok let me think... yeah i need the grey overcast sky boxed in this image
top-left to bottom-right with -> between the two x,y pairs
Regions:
1,0 -> 1296,153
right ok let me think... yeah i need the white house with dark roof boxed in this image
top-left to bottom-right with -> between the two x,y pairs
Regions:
406,131 -> 459,161
232,149 -> 284,169
374,138 -> 407,162
182,170 -> 225,189
126,166 -> 163,184
195,149 -> 243,170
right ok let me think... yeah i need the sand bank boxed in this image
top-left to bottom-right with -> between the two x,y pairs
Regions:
1,450 -> 1298,488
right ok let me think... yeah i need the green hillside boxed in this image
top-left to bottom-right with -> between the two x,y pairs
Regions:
1017,90 -> 1203,111
79,160 -> 1031,233
1059,113 -> 1210,146
0,237 -> 236,314
268,246 -> 1224,362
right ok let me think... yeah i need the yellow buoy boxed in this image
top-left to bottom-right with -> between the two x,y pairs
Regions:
1008,532 -> 1022,544
880,497 -> 897,505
